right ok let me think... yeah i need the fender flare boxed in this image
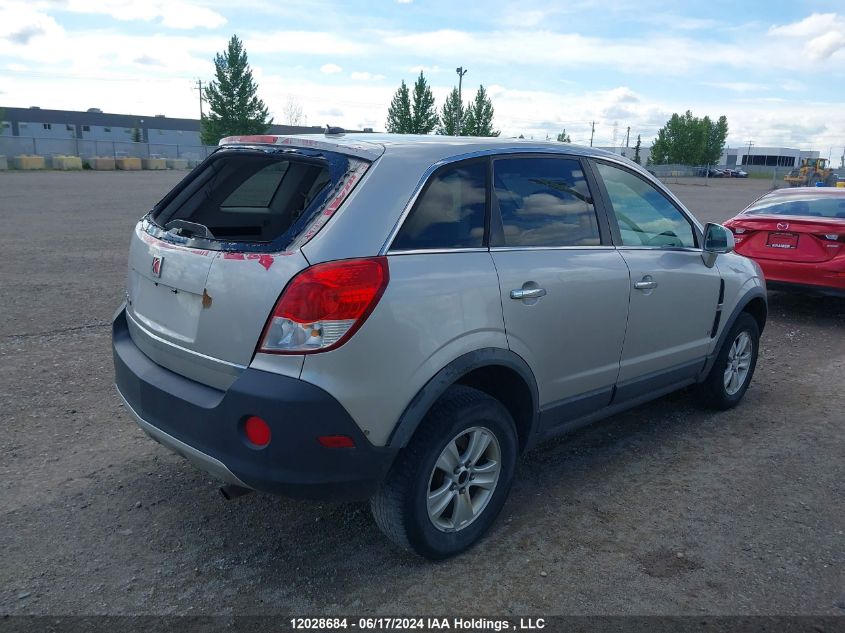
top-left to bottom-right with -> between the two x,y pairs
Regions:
386,348 -> 540,450
698,286 -> 767,380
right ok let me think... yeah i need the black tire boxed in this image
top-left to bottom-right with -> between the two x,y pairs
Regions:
697,312 -> 760,410
370,385 -> 518,559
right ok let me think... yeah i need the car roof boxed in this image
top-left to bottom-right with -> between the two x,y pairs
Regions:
221,132 -> 627,165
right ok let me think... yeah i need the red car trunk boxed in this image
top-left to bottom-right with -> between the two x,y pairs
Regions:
727,215 -> 845,264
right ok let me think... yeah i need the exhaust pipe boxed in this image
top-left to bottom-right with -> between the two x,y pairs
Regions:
219,484 -> 253,500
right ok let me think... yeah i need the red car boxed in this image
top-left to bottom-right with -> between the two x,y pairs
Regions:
724,188 -> 845,296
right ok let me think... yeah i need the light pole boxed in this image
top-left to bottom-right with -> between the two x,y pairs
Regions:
455,66 -> 467,135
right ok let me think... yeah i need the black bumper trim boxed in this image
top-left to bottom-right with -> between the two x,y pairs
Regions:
113,308 -> 397,500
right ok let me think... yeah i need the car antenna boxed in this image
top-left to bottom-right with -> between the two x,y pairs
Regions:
325,125 -> 345,136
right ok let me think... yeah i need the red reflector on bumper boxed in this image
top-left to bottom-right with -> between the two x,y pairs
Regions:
244,416 -> 271,447
318,435 -> 356,448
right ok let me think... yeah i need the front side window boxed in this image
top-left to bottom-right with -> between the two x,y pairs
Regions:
493,157 -> 600,247
596,162 -> 696,248
391,160 -> 487,250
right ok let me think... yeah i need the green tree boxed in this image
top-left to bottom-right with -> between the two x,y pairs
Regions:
410,71 -> 438,134
556,129 -> 571,143
633,134 -> 642,164
201,35 -> 272,145
386,80 -> 412,133
437,87 -> 464,135
462,85 -> 499,137
650,110 -> 728,165
131,127 -> 142,143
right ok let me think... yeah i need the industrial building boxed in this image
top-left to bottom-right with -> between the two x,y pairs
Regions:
0,106 -> 341,161
1,106 -> 323,143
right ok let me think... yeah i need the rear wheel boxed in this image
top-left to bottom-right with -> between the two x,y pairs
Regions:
697,312 -> 760,410
371,385 -> 517,559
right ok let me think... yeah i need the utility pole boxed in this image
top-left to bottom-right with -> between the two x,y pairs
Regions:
195,79 -> 205,119
746,140 -> 754,167
625,126 -> 630,149
589,121 -> 595,147
455,66 -> 468,135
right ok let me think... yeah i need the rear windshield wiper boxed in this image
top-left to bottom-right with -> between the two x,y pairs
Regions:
164,219 -> 216,240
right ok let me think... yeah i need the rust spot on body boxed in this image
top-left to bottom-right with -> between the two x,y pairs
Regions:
202,288 -> 213,309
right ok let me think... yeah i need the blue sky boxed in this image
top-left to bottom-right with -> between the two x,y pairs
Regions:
2,0 -> 844,155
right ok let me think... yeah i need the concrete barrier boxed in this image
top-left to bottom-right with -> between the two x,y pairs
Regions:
115,157 -> 142,171
837,181 -> 845,188
49,155 -> 83,170
166,158 -> 189,170
13,155 -> 46,170
142,158 -> 167,170
88,157 -> 116,170
0,156 -> 7,171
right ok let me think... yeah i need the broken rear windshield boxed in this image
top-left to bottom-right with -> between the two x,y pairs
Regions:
147,147 -> 363,252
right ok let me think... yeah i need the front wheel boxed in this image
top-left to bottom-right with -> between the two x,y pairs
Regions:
697,312 -> 760,410
370,385 -> 518,559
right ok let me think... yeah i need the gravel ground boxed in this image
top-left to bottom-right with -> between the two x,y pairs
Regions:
0,171 -> 843,616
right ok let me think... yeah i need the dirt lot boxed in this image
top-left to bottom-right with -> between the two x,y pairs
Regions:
0,171 -> 843,616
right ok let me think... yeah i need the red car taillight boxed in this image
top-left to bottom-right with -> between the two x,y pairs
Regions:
258,257 -> 389,354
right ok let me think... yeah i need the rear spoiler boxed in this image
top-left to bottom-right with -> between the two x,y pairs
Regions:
219,135 -> 384,162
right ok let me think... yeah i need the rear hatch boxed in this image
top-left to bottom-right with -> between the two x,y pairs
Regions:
125,141 -> 376,389
730,214 -> 845,263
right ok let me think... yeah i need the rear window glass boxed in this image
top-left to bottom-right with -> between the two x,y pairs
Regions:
745,195 -> 845,219
493,157 -> 600,247
391,160 -> 487,251
151,151 -> 338,245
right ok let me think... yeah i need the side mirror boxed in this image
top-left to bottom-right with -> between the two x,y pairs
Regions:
701,223 -> 734,268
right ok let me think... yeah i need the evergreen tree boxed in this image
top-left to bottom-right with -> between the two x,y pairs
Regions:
410,71 -> 438,134
437,87 -> 464,135
386,80 -> 412,133
131,127 -> 142,143
462,85 -> 499,137
556,129 -> 571,143
633,134 -> 642,164
201,35 -> 272,145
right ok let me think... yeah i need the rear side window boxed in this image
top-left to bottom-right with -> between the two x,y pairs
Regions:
391,160 -> 487,251
596,162 -> 696,248
152,152 -> 336,245
493,157 -> 600,247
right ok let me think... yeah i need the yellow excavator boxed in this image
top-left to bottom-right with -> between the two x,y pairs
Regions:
784,158 -> 836,187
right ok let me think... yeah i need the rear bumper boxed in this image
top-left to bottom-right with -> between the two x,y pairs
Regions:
112,307 -> 397,500
755,258 -> 845,296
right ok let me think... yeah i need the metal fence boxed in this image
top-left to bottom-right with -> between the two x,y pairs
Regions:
0,136 -> 217,161
648,163 -> 792,185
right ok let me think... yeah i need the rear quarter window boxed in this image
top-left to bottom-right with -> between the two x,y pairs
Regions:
391,160 -> 487,251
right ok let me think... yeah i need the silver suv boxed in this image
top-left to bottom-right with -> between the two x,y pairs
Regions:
113,134 -> 766,558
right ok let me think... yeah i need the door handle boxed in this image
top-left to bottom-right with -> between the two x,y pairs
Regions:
510,287 -> 547,300
634,278 -> 658,290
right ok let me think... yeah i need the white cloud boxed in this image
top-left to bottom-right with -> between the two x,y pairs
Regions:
61,0 -> 227,29
769,13 -> 845,60
704,82 -> 770,93
320,63 -> 343,74
350,71 -> 385,81
246,31 -> 370,56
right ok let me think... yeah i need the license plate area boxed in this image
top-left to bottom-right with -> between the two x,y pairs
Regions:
767,232 -> 798,249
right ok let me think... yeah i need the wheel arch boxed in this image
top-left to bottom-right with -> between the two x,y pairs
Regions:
698,287 -> 767,381
387,348 -> 539,453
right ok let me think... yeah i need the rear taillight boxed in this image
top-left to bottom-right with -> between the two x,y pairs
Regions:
259,257 -> 389,354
